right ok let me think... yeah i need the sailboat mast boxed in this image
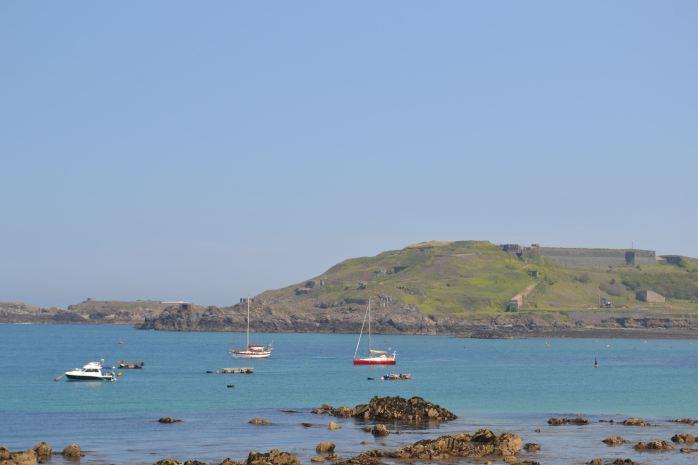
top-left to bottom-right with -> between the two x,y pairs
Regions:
354,302 -> 369,359
368,297 -> 371,351
246,297 -> 250,348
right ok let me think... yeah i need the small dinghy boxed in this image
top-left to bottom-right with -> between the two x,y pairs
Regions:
64,361 -> 115,382
118,360 -> 144,369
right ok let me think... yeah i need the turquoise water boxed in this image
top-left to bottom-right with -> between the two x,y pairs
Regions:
1,324 -> 697,464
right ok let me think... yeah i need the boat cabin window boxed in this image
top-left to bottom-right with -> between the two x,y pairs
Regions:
85,368 -> 98,372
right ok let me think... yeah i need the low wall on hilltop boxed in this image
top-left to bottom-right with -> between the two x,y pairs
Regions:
537,247 -> 656,267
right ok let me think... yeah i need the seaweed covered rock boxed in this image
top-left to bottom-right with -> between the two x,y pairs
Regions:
246,450 -> 300,465
313,397 -> 455,423
354,396 -> 456,422
385,429 -> 522,460
548,417 -> 588,426
634,440 -> 673,451
602,436 -> 628,446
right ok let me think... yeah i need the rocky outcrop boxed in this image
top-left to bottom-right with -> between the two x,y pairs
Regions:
371,424 -> 389,436
602,436 -> 628,446
314,396 -> 456,423
383,429 -> 522,460
62,443 -> 82,458
548,417 -> 588,425
30,443 -> 50,463
671,433 -> 695,443
0,299 -> 165,325
633,440 -> 673,451
0,450 -> 37,465
622,417 -> 650,426
246,450 -> 300,465
674,418 -> 697,425
315,443 -> 335,454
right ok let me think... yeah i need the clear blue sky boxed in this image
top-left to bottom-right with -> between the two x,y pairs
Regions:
1,1 -> 696,307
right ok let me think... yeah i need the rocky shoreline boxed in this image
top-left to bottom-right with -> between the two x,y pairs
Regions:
4,396 -> 697,465
2,300 -> 697,339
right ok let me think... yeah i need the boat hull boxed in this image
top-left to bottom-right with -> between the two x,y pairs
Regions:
230,350 -> 272,359
353,358 -> 397,365
65,374 -> 114,381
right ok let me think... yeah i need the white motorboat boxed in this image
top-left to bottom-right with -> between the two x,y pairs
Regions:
64,361 -> 115,381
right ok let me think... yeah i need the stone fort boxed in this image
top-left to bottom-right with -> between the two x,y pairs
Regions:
500,244 -> 656,267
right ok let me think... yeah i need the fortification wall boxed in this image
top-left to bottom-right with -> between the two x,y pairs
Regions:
537,247 -> 656,267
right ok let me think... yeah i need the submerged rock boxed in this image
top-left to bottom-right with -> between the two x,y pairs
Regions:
523,443 -> 540,452
310,457 -> 325,463
158,417 -> 182,424
246,449 -> 300,465
673,418 -> 697,425
588,460 -> 637,465
680,447 -> 698,453
602,436 -> 628,446
633,440 -> 673,451
548,417 -> 588,426
248,418 -> 270,426
62,443 -> 83,458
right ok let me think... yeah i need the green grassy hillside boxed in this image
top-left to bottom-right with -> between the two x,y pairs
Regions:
261,241 -> 698,316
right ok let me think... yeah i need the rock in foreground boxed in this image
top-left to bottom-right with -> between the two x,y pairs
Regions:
246,450 -> 300,465
384,429 -> 522,460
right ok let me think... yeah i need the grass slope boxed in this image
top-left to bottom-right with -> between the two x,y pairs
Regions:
262,241 -> 698,316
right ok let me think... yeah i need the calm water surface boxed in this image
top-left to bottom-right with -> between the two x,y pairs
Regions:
1,324 -> 697,464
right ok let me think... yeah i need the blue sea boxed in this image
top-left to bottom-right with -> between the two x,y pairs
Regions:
1,324 -> 697,464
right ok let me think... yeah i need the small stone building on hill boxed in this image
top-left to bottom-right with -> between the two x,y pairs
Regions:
636,290 -> 666,303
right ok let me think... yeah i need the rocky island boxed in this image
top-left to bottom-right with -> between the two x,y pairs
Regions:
3,241 -> 698,338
